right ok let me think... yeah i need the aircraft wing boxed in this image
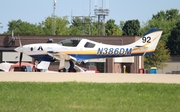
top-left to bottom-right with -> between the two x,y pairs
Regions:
47,52 -> 72,60
47,52 -> 87,63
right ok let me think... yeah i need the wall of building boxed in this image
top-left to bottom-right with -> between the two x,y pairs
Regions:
158,62 -> 180,74
0,35 -> 140,47
158,56 -> 180,74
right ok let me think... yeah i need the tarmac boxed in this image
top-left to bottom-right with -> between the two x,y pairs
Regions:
0,72 -> 180,84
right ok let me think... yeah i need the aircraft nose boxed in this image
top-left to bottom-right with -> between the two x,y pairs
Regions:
14,47 -> 22,52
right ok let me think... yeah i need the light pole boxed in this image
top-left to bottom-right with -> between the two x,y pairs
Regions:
52,0 -> 56,35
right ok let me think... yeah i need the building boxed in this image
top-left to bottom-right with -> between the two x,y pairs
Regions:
158,56 -> 180,74
0,34 -> 143,73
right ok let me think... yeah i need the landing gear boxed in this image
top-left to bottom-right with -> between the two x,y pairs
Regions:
58,68 -> 66,72
58,60 -> 75,72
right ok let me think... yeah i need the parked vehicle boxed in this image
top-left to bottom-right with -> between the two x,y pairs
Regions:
9,62 -> 35,72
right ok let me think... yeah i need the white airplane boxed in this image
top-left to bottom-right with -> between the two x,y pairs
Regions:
14,28 -> 163,72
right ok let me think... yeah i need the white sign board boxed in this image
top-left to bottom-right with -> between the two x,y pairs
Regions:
114,57 -> 134,63
2,52 -> 32,62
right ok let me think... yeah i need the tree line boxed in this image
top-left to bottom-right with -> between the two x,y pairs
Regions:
2,9 -> 180,69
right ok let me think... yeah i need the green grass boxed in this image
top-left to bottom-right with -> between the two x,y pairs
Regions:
0,82 -> 180,112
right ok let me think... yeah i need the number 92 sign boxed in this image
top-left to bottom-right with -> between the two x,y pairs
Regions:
142,36 -> 151,43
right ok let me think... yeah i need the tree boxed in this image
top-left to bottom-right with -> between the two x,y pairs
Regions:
42,16 -> 70,35
167,21 -> 180,55
122,19 -> 140,36
140,9 -> 180,42
7,19 -> 39,35
105,19 -> 122,36
69,17 -> 95,35
6,16 -> 70,35
140,9 -> 180,69
119,20 -> 125,30
69,17 -> 83,35
55,16 -> 70,35
91,22 -> 98,36
144,40 -> 170,69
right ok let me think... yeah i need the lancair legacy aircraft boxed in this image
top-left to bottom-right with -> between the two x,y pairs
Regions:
14,28 -> 163,72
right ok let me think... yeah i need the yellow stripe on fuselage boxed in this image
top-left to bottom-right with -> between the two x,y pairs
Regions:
60,49 -> 154,55
131,50 -> 154,54
62,50 -> 97,54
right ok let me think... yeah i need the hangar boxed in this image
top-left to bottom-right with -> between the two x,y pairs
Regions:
0,35 -> 144,73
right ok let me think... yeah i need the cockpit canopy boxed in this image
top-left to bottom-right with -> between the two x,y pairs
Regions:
57,38 -> 96,48
57,38 -> 82,47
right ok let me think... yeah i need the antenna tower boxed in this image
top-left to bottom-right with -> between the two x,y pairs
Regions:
94,0 -> 109,35
71,0 -> 96,35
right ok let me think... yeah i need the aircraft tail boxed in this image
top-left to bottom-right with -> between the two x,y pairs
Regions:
129,28 -> 163,54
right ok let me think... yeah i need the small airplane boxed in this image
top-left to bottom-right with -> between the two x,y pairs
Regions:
14,28 -> 163,72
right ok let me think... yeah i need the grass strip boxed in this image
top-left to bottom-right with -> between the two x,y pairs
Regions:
0,82 -> 180,112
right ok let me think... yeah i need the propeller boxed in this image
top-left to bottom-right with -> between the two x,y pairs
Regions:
18,35 -> 23,70
19,52 -> 23,69
13,31 -> 24,71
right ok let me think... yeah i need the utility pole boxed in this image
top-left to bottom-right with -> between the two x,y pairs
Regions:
52,0 -> 56,35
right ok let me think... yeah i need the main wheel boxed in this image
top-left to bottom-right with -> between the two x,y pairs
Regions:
60,60 -> 75,72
